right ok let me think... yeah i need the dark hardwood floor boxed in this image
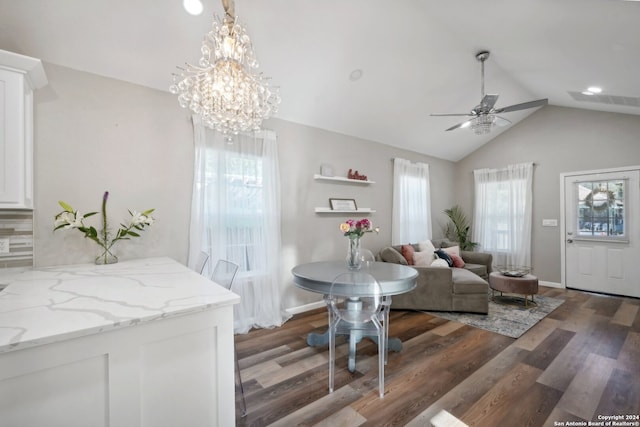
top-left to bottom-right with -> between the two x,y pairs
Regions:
233,286 -> 640,426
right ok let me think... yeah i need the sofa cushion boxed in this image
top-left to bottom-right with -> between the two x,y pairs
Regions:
451,268 -> 488,294
434,249 -> 454,267
442,245 -> 460,256
450,253 -> 465,268
418,239 -> 436,254
430,239 -> 458,249
463,263 -> 487,279
430,258 -> 449,268
414,250 -> 435,267
401,244 -> 416,265
379,247 -> 408,265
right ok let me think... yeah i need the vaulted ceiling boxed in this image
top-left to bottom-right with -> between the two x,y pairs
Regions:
1,0 -> 639,161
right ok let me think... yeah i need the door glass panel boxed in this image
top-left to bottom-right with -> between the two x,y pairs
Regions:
576,179 -> 625,237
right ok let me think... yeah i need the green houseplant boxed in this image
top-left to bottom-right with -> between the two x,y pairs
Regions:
444,205 -> 478,251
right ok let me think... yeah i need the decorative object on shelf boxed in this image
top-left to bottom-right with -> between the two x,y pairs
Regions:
329,198 -> 357,211
54,191 -> 155,265
320,163 -> 335,177
170,0 -> 280,140
340,219 -> 380,270
347,169 -> 368,181
443,205 -> 478,251
495,265 -> 531,277
584,187 -> 615,211
313,174 -> 374,184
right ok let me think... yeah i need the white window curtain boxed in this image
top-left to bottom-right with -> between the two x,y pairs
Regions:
188,117 -> 291,333
473,162 -> 534,267
392,158 -> 432,244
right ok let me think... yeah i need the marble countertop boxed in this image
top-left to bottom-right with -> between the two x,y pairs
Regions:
0,257 -> 240,354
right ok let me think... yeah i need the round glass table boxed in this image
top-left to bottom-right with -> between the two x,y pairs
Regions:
292,261 -> 418,371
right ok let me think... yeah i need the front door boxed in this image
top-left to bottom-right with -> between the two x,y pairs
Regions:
562,167 -> 640,298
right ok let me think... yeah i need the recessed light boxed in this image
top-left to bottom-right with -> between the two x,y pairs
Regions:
587,86 -> 602,93
183,0 -> 203,15
582,91 -> 595,96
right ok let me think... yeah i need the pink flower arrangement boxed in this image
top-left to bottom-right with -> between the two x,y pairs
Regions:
340,218 -> 379,239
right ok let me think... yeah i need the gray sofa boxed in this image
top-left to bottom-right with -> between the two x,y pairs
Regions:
378,239 -> 492,314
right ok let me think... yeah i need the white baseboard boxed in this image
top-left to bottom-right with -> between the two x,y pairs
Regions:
540,280 -> 564,289
286,300 -> 325,316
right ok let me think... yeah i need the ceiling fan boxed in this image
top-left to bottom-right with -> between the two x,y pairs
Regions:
431,51 -> 548,134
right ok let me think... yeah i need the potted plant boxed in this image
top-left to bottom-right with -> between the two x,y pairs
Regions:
444,205 -> 478,251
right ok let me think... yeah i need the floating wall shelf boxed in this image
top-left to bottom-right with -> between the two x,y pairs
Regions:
313,174 -> 375,185
314,207 -> 376,214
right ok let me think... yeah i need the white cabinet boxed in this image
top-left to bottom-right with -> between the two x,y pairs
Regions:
0,258 -> 239,427
0,50 -> 47,209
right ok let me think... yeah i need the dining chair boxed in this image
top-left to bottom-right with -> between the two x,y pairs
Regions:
211,259 -> 247,417
359,249 -> 391,364
326,271 -> 386,398
359,249 -> 376,269
194,251 -> 210,275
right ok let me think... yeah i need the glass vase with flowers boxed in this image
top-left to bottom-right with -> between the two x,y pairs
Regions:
339,218 -> 379,270
54,191 -> 155,265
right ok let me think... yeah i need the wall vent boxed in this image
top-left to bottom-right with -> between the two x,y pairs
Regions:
568,91 -> 640,108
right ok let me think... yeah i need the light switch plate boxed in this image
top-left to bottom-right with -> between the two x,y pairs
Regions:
0,238 -> 10,254
542,219 -> 558,227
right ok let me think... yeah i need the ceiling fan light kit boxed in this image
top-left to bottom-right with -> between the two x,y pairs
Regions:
170,0 -> 281,138
431,50 -> 548,135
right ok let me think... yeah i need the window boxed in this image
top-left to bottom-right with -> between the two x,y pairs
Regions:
222,154 -> 264,272
189,121 -> 289,333
473,163 -> 533,267
478,180 -> 521,253
576,179 -> 625,238
391,158 -> 432,244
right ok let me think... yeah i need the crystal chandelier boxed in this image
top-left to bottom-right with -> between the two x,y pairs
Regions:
170,0 -> 280,137
470,114 -> 496,135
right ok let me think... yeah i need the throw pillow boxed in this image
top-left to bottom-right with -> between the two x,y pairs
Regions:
413,250 -> 435,267
418,239 -> 436,254
430,258 -> 449,268
401,244 -> 415,265
449,253 -> 465,268
442,245 -> 460,256
434,249 -> 454,267
379,247 -> 408,265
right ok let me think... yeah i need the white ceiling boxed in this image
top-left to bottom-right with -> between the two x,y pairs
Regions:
1,0 -> 639,161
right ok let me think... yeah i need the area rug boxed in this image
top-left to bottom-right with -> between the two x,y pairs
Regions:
425,294 -> 565,338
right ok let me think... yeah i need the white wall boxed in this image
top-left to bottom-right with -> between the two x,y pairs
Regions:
268,118 -> 456,308
33,64 -> 640,309
34,63 -> 194,267
455,105 -> 640,283
31,63 -> 457,311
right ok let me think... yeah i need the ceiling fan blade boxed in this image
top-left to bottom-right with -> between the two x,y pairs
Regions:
480,94 -> 499,111
494,116 -> 512,127
445,120 -> 473,131
494,98 -> 548,113
430,113 -> 474,117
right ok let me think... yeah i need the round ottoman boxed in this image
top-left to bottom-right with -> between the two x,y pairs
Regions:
489,272 -> 539,307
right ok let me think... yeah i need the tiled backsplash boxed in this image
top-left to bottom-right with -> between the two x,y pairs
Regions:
0,210 -> 34,269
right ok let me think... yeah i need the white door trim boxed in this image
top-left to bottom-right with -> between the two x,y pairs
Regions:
560,165 -> 640,288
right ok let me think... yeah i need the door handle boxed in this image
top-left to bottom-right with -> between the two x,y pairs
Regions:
567,239 -> 573,243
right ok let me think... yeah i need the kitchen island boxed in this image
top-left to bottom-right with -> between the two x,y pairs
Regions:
0,257 -> 239,427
